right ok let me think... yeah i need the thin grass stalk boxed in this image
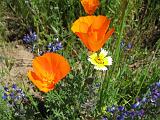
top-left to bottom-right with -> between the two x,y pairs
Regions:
98,70 -> 108,113
115,0 -> 129,64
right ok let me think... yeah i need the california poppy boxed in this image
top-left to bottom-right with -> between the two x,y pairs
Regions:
71,15 -> 114,52
28,53 -> 70,93
81,0 -> 100,15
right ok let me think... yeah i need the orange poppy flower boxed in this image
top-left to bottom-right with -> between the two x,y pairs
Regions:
71,15 -> 114,52
81,0 -> 100,15
27,53 -> 70,93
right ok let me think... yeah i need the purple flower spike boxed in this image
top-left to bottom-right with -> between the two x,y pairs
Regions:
10,92 -> 15,99
131,102 -> 140,109
47,41 -> 63,52
124,111 -> 130,116
12,84 -> 17,90
118,106 -> 125,111
116,115 -> 124,120
137,109 -> 144,117
156,82 -> 160,87
129,111 -> 136,119
22,30 -> 37,44
2,93 -> 8,100
127,43 -> 132,49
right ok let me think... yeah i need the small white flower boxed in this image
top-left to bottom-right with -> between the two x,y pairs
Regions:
88,48 -> 112,71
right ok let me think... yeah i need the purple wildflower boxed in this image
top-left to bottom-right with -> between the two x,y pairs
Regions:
118,106 -> 125,111
2,93 -> 8,100
156,82 -> 160,87
116,115 -> 124,120
12,84 -> 17,90
47,41 -> 63,52
22,29 -> 37,43
127,43 -> 132,49
131,102 -> 140,109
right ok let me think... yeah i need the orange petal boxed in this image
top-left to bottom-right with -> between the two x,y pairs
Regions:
71,16 -> 114,52
76,32 -> 90,49
71,19 -> 89,33
50,53 -> 71,84
104,28 -> 115,42
71,16 -> 95,33
27,71 -> 53,93
92,16 -> 107,30
32,55 -> 52,79
81,0 -> 100,15
34,53 -> 70,84
28,53 -> 70,93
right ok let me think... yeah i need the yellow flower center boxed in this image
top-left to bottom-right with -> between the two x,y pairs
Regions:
42,72 -> 55,86
95,57 -> 104,64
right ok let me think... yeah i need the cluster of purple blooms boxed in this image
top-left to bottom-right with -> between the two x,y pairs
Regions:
2,84 -> 28,107
37,38 -> 63,56
103,81 -> 160,120
22,29 -> 37,43
31,37 -> 63,56
47,38 -> 63,52
22,28 -> 62,54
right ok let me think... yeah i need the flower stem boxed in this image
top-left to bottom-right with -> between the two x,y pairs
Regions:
98,70 -> 108,113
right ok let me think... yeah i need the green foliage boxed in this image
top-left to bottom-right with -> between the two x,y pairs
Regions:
0,88 -> 12,120
0,0 -> 159,119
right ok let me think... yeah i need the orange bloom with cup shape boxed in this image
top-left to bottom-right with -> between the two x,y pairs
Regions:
81,0 -> 100,15
27,53 -> 70,93
71,16 -> 114,52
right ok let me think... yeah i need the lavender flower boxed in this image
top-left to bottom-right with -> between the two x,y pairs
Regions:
127,43 -> 132,49
22,29 -> 37,43
131,101 -> 140,109
12,84 -> 17,90
47,39 -> 63,52
104,81 -> 160,119
156,82 -> 160,87
1,84 -> 27,106
2,93 -> 8,100
116,114 -> 124,120
118,106 -> 125,111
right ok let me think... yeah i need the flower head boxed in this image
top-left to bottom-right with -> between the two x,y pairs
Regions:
22,29 -> 37,43
48,42 -> 63,52
27,53 -> 70,93
2,84 -> 27,103
81,0 -> 100,15
71,16 -> 114,52
88,49 -> 112,71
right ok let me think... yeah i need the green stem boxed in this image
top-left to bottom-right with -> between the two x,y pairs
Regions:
98,70 -> 108,113
78,62 -> 91,107
115,0 -> 129,65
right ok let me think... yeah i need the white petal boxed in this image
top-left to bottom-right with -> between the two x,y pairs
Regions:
106,56 -> 112,65
99,48 -> 108,59
94,65 -> 108,71
103,56 -> 112,65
